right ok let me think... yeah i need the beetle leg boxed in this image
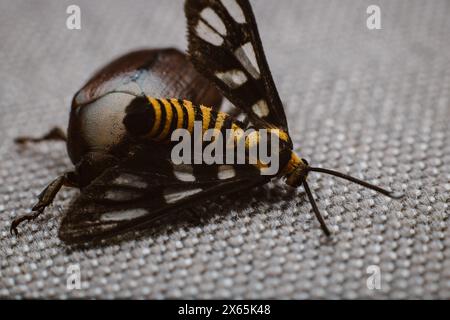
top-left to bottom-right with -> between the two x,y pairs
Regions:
10,172 -> 78,236
15,127 -> 67,144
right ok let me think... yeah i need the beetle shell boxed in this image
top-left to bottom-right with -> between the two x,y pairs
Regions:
67,48 -> 223,164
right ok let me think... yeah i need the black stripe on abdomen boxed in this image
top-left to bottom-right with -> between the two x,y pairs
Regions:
153,98 -> 167,138
123,96 -> 155,136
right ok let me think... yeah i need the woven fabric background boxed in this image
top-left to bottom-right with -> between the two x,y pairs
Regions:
1,0 -> 449,299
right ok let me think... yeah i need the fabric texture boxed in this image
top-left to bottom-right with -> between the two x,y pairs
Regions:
0,0 -> 449,299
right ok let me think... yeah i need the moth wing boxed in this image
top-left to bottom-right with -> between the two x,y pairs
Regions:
59,144 -> 269,244
185,0 -> 291,142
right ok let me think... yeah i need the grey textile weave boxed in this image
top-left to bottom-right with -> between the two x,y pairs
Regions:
1,0 -> 449,299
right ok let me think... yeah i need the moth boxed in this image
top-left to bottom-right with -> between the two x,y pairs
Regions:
12,0 -> 403,244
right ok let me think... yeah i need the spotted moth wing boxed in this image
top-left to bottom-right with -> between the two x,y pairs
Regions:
185,0 -> 292,147
59,144 -> 269,244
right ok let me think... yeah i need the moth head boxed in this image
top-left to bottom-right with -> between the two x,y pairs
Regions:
285,158 -> 310,188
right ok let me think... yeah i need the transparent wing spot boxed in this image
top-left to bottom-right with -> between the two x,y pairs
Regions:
112,173 -> 148,189
217,165 -> 236,180
215,69 -> 248,88
252,100 -> 270,118
173,165 -> 196,182
164,188 -> 203,204
104,189 -> 144,201
100,209 -> 148,222
220,0 -> 246,24
219,99 -> 238,114
235,112 -> 251,127
200,7 -> 227,36
234,42 -> 260,79
195,20 -> 224,46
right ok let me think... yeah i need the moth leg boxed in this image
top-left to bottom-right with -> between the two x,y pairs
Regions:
10,172 -> 78,235
15,127 -> 67,144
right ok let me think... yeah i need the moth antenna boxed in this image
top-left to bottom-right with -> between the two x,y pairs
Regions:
302,180 -> 331,237
308,167 -> 404,199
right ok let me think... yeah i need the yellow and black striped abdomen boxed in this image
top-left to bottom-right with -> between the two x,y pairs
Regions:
123,96 -> 241,143
123,96 -> 294,174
